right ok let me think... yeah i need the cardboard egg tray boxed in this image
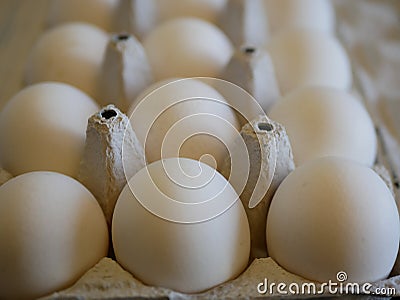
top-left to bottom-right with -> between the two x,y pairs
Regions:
1,0 -> 400,299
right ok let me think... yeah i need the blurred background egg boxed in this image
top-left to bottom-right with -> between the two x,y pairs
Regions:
0,82 -> 99,178
267,29 -> 352,94
0,171 -> 109,299
143,18 -> 233,80
24,22 -> 108,101
269,86 -> 377,166
264,0 -> 335,36
129,78 -> 240,171
267,157 -> 399,283
112,158 -> 250,293
47,0 -> 120,31
157,0 -> 227,23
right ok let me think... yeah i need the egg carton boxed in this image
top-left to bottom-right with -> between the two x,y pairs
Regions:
1,0 -> 400,299
36,105 -> 400,299
37,99 -> 400,300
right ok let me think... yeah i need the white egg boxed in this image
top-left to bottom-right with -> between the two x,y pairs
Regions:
143,18 -> 233,80
267,29 -> 352,94
128,78 -> 240,171
47,0 -> 120,31
265,0 -> 335,35
112,158 -> 250,293
24,22 -> 108,100
0,171 -> 109,299
157,0 -> 227,23
267,157 -> 400,283
0,82 -> 99,178
128,77 -> 178,109
269,86 -> 377,166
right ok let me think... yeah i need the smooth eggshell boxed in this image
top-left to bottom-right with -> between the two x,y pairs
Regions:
267,157 -> 400,283
267,29 -> 352,94
24,22 -> 108,100
265,0 -> 335,35
129,78 -> 240,171
143,18 -> 233,80
157,0 -> 227,23
268,86 -> 377,166
112,158 -> 250,293
0,82 -> 99,177
0,171 -> 109,299
47,0 -> 120,31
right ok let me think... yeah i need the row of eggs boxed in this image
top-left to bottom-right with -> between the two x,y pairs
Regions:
0,0 -> 399,299
24,4 -> 350,103
0,80 -> 377,178
47,0 -> 335,38
0,75 -> 377,178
